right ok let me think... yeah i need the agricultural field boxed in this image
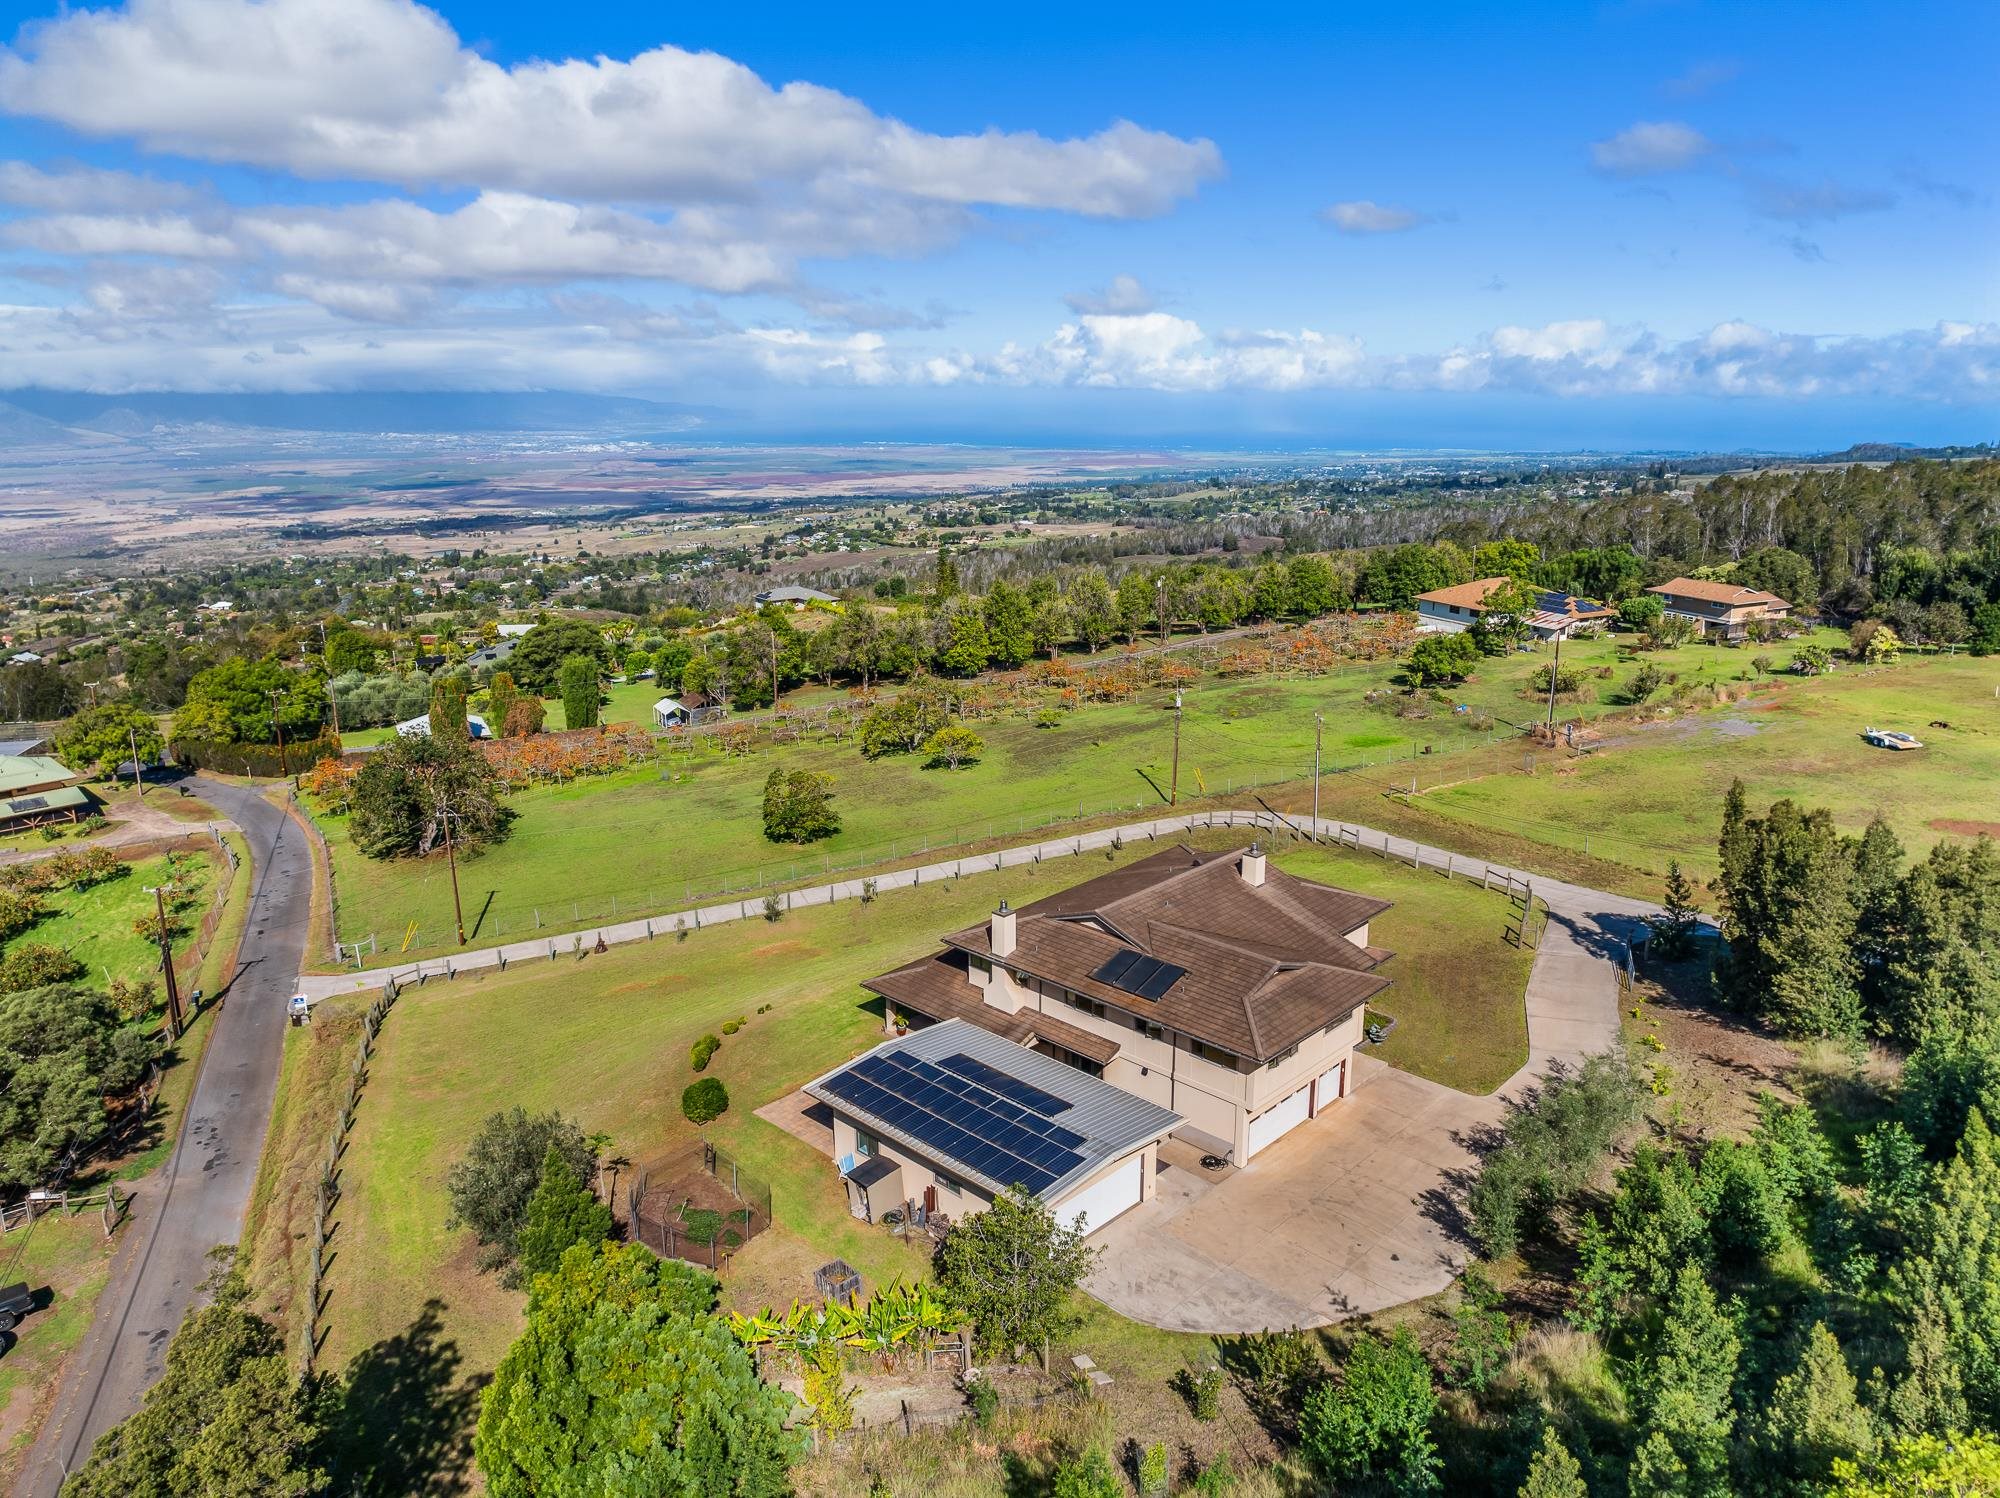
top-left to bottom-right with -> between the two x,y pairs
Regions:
1416,651 -> 2000,878
312,628 -> 1795,962
270,832 -> 1528,1472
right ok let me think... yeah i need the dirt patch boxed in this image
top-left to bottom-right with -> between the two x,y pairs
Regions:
1630,956 -> 1798,1138
1931,818 -> 2000,838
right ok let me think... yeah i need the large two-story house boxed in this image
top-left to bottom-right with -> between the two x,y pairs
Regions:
1646,578 -> 1791,639
854,843 -> 1392,1176
1414,577 -> 1615,640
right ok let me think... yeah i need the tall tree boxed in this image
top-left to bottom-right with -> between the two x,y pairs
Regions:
53,701 -> 164,779
65,1265 -> 325,1497
1715,795 -> 1863,1038
1298,1327 -> 1442,1495
557,654 -> 600,729
474,1243 -> 796,1498
981,580 -> 1034,669
348,729 -> 512,861
516,1143 -> 614,1282
1889,1109 -> 2000,1430
1633,1263 -> 1740,1493
445,1107 -> 596,1279
933,1187 -> 1095,1357
1518,1426 -> 1588,1498
1751,1323 -> 1877,1489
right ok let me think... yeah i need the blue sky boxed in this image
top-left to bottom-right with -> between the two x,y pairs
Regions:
0,0 -> 1992,447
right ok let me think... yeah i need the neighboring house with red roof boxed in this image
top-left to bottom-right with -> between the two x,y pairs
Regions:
1646,577 -> 1791,639
863,842 -> 1392,1166
1415,577 -> 1615,640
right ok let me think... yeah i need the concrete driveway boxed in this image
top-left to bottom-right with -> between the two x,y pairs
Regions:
1086,1057 -> 1501,1330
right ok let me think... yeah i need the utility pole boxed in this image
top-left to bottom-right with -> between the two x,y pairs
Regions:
1545,629 -> 1563,732
317,619 -> 341,737
128,721 -> 145,800
438,788 -> 464,940
1169,689 -> 1183,806
269,688 -> 289,777
144,883 -> 185,1039
1312,712 -> 1324,830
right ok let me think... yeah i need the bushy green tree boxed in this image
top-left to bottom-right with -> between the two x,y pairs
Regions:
348,729 -> 512,860
508,618 -> 611,695
54,701 -> 164,779
921,724 -> 985,770
1405,631 -> 1481,686
934,595 -> 992,676
1518,1425 -> 1588,1498
171,655 -> 326,744
1632,1264 -> 1740,1493
516,1143 -> 614,1282
65,1265 -> 325,1497
681,1077 -> 729,1125
1297,1327 -> 1441,1494
445,1107 -> 597,1278
1888,1109 -> 2000,1430
429,673 -> 469,745
981,580 -> 1034,669
0,983 -> 152,1192
1049,1446 -> 1122,1498
1288,554 -> 1344,616
760,766 -> 839,843
858,682 -> 951,758
474,1242 -> 795,1498
934,1187 -> 1095,1357
1829,1431 -> 2000,1495
323,625 -> 379,676
1715,790 -> 1863,1038
1751,1323 -> 1877,1489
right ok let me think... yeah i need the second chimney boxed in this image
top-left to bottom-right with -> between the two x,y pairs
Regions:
991,898 -> 1017,958
1241,842 -> 1267,887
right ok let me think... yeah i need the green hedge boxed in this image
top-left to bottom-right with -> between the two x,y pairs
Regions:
170,732 -> 343,777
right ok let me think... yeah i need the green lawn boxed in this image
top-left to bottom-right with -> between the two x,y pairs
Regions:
316,629 -> 1779,962
5,851 -> 210,991
1417,651 -> 2000,878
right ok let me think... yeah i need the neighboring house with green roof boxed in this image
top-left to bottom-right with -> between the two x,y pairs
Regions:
0,754 -> 76,799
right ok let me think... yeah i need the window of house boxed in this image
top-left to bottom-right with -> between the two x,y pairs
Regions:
854,1130 -> 876,1157
969,956 -> 991,977
1065,991 -> 1108,1019
936,1174 -> 961,1196
1190,1040 -> 1237,1068
1133,1018 -> 1164,1041
1264,1045 -> 1298,1070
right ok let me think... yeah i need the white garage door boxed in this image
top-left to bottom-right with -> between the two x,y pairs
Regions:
1054,1155 -> 1143,1236
1316,1060 -> 1345,1110
1246,1083 -> 1312,1158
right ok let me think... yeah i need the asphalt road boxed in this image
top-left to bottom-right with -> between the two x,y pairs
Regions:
20,777 -> 310,1496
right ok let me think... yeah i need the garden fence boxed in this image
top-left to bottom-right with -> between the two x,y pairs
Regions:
626,1140 -> 774,1271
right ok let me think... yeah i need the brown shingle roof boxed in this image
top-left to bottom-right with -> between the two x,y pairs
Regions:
1414,576 -> 1510,611
1647,577 -> 1790,609
874,845 -> 1393,1063
863,954 -> 1122,1065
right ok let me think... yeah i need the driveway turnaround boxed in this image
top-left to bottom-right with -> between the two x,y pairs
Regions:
21,778 -> 312,1497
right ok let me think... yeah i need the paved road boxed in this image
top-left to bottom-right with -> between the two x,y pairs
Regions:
21,778 -> 310,1497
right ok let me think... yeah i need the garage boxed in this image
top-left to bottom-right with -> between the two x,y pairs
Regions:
1314,1059 -> 1346,1114
1054,1154 -> 1144,1236
1246,1083 -> 1312,1159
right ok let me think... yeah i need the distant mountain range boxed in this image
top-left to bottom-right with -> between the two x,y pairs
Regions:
0,388 -> 720,443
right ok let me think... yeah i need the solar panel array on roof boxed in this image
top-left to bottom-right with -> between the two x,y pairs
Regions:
8,796 -> 48,813
938,1052 -> 1071,1117
818,1047 -> 1086,1195
1090,948 -> 1187,1001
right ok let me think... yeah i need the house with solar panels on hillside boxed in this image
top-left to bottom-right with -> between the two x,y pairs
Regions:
807,843 -> 1394,1234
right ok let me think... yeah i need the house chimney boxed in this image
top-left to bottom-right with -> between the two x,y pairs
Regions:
1242,843 -> 1267,887
991,899 -> 1017,959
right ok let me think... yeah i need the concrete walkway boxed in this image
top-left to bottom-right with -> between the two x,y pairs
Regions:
21,778 -> 311,1497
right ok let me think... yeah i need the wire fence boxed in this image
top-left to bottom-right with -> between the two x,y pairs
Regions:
626,1140 -> 774,1271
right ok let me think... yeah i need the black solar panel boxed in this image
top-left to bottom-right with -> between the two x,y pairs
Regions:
9,796 -> 48,813
938,1052 -> 1072,1117
1089,949 -> 1187,1002
821,1047 -> 1085,1196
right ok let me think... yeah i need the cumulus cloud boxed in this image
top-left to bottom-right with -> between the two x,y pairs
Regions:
1063,274 -> 1159,315
1320,200 -> 1430,234
0,0 -> 1219,217
1590,121 -> 1715,176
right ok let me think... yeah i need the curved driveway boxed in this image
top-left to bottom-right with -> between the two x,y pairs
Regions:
21,777 -> 310,1497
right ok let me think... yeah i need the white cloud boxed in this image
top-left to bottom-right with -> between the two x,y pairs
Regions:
0,0 -> 1219,218
1661,59 -> 1740,99
0,160 -> 197,211
1321,200 -> 1429,234
1746,179 -> 1896,223
1064,274 -> 1158,315
1590,121 -> 1715,176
